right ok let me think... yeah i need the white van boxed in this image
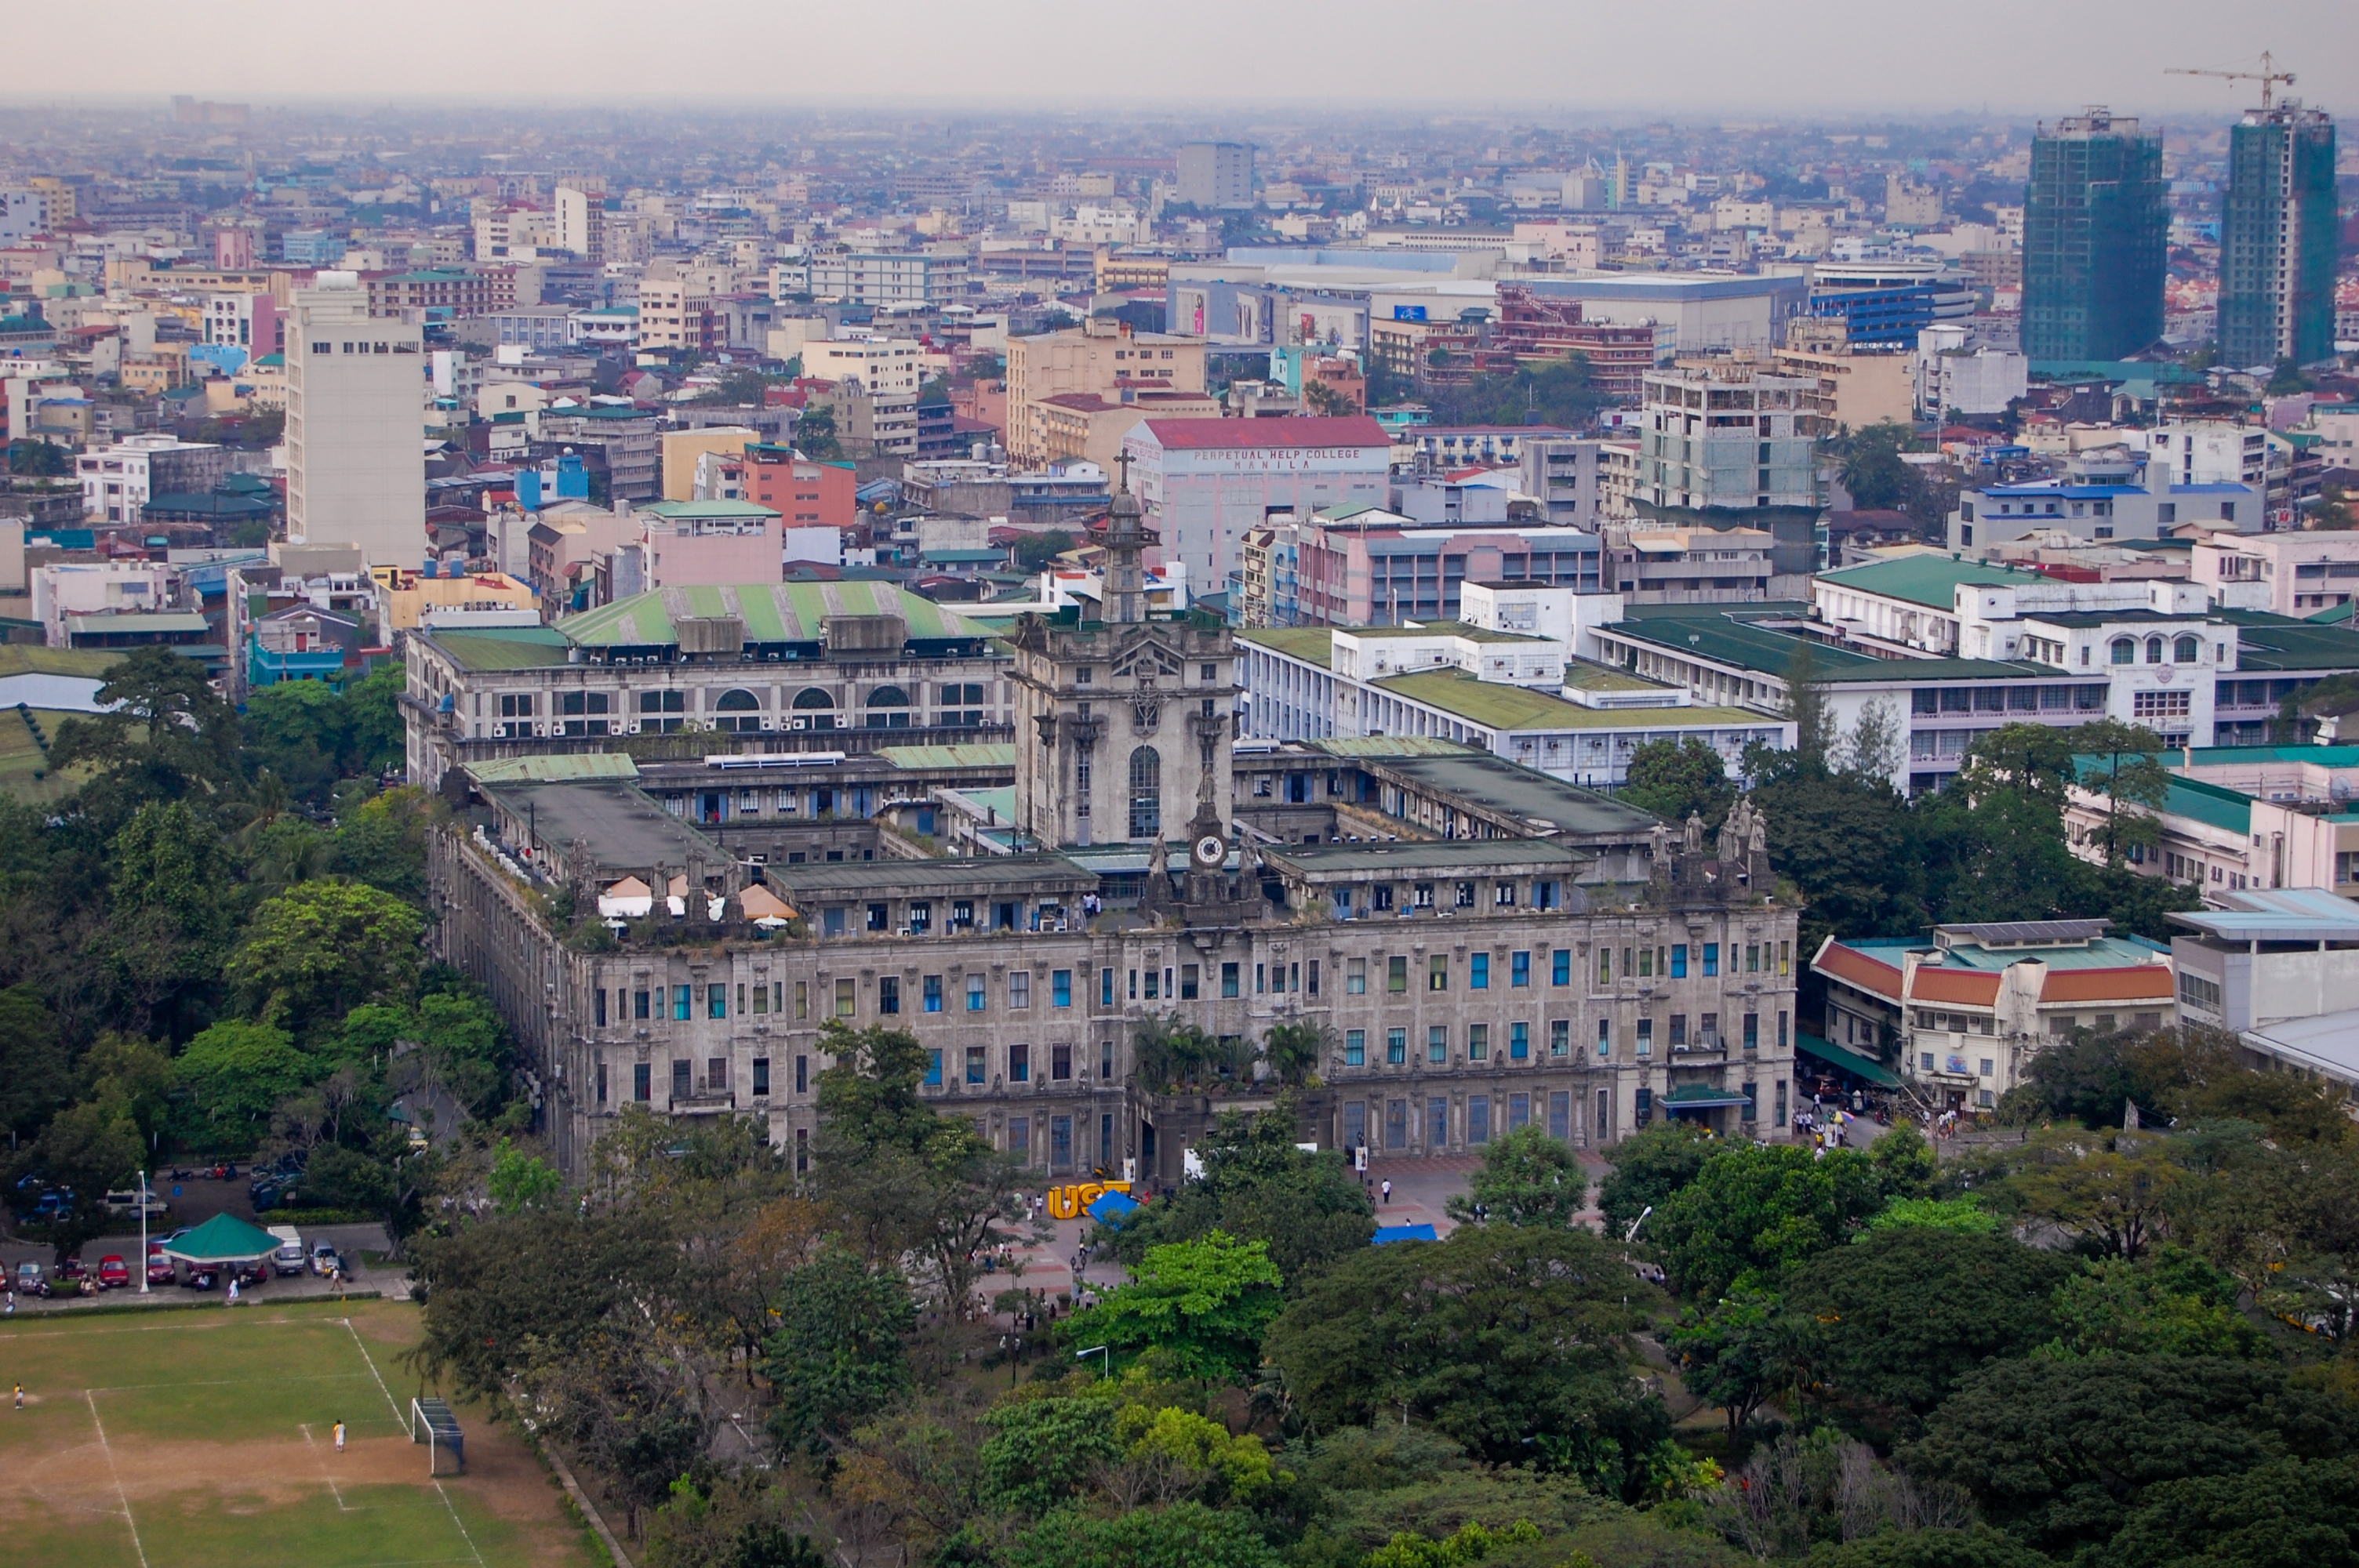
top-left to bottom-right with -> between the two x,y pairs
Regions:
266,1225 -> 305,1277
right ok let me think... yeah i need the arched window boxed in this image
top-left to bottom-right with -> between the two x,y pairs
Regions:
713,688 -> 761,733
1128,745 -> 1162,840
865,684 -> 911,730
2110,637 -> 2135,666
2174,635 -> 2200,665
2145,637 -> 2165,665
792,686 -> 837,731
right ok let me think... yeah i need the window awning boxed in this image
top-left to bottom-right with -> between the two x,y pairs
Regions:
1657,1085 -> 1754,1110
1796,1032 -> 1904,1089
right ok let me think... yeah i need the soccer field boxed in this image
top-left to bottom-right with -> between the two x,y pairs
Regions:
0,1299 -> 604,1568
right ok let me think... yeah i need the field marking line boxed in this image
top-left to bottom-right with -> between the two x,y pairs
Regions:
300,1421 -> 358,1512
343,1316 -> 409,1426
434,1483 -> 489,1568
342,1318 -> 484,1567
83,1389 -> 151,1568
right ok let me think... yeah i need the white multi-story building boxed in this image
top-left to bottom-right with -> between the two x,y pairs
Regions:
806,251 -> 970,307
75,434 -> 225,524
203,292 -> 278,361
285,274 -> 427,569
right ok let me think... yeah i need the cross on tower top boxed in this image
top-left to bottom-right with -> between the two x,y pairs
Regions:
1114,449 -> 1133,492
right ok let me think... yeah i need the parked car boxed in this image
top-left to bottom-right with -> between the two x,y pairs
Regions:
145,1247 -> 176,1287
311,1243 -> 344,1278
96,1257 -> 129,1290
14,1261 -> 50,1298
104,1189 -> 167,1219
54,1257 -> 86,1283
267,1226 -> 305,1277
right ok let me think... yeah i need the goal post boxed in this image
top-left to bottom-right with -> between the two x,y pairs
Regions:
410,1396 -> 465,1475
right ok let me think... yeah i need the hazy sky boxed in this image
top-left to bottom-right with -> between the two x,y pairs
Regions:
17,0 -> 2357,118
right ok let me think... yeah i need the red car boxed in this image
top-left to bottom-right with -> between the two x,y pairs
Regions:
146,1241 -> 175,1287
96,1256 -> 129,1290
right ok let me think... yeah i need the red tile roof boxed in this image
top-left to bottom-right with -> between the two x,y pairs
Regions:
1812,940 -> 1904,1002
1910,967 -> 2002,1006
2040,968 -> 2175,1004
1136,416 -> 1387,450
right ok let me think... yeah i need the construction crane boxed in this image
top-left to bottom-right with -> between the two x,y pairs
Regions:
2168,51 -> 2295,111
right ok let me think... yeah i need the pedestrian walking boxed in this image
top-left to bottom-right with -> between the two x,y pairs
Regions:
227,1277 -> 239,1305
1379,1178 -> 1392,1204
334,1420 -> 346,1453
13,1383 -> 22,1409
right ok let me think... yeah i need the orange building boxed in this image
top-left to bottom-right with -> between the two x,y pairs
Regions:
743,445 -> 857,531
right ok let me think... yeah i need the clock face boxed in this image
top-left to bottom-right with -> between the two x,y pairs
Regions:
1194,834 -> 1226,867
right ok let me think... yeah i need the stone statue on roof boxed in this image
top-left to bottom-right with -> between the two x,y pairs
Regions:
1684,811 -> 1705,856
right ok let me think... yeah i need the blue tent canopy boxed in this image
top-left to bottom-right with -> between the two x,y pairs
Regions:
1085,1189 -> 1142,1224
1372,1223 -> 1438,1245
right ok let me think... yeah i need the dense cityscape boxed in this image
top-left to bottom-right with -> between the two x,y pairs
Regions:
2,27 -> 2358,1568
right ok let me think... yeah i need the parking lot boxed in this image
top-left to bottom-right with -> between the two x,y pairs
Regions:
1,1223 -> 398,1312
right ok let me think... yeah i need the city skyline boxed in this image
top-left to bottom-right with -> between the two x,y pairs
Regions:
9,0 -> 2357,116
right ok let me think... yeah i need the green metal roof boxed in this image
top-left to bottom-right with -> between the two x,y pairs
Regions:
430,627 -> 571,672
639,499 -> 780,520
1605,612 -> 2060,685
2183,744 -> 2359,766
558,582 -> 981,648
1796,1033 -> 1904,1089
2161,777 -> 2254,836
1815,555 -> 2037,610
1238,626 -> 1335,669
1373,668 -> 1773,732
2222,614 -> 2359,673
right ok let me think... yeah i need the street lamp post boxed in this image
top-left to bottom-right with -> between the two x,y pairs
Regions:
137,1169 -> 151,1294
1076,1345 -> 1110,1379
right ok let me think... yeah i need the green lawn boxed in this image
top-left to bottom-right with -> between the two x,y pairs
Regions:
0,1300 -> 600,1568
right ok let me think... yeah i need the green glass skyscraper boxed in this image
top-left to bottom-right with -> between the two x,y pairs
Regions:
2219,103 -> 2337,369
2023,110 -> 2168,362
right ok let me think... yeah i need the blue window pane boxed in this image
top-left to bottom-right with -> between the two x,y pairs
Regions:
1511,951 -> 1530,987
1551,949 -> 1570,985
1470,953 -> 1489,990
1671,944 -> 1688,979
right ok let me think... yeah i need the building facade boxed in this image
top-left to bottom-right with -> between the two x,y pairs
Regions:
1125,416 -> 1393,590
2219,103 -> 2339,368
286,276 -> 427,568
2023,111 -> 2167,362
423,483 -> 1803,1181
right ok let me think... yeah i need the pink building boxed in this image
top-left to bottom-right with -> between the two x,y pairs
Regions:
2190,528 -> 2359,617
1121,416 -> 1393,588
640,499 -> 782,589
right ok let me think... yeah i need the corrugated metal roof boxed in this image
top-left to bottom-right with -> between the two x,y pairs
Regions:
466,753 -> 639,783
558,583 -> 980,648
877,743 -> 1018,770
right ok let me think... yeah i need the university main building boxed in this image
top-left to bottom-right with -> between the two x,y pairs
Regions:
419,481 -> 1801,1181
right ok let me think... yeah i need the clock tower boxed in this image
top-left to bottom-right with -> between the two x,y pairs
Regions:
1011,459 -> 1235,860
